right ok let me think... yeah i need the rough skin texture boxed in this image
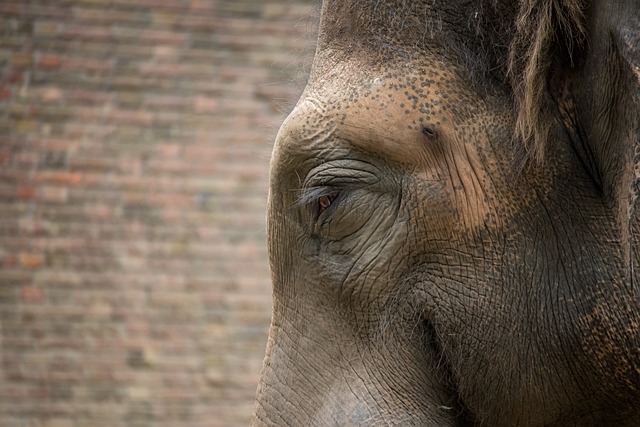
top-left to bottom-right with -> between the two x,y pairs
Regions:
254,1 -> 640,425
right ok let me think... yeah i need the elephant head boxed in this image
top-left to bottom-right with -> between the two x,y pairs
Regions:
253,1 -> 640,425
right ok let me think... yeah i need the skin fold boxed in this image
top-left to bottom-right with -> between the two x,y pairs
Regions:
253,1 -> 640,425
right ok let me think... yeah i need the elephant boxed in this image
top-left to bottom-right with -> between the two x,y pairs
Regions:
253,0 -> 640,425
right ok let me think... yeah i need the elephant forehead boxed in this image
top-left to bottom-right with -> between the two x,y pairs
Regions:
273,70 -> 499,235
317,0 -> 504,54
278,64 -> 462,167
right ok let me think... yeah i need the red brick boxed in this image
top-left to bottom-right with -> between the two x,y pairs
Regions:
11,52 -> 33,67
0,86 -> 11,99
72,7 -> 141,24
144,94 -> 190,109
107,109 -> 153,125
38,87 -> 64,102
1,253 -> 18,267
19,253 -> 44,268
39,186 -> 69,202
15,120 -> 36,133
142,0 -> 188,9
157,143 -> 181,157
17,185 -> 38,200
41,138 -> 76,151
0,1 -> 317,426
0,3 -> 22,15
38,54 -> 62,69
21,285 -> 45,303
153,45 -> 178,59
64,57 -> 114,73
35,171 -> 82,186
6,69 -> 23,84
193,96 -> 218,112
64,24 -> 112,40
68,90 -> 112,104
138,29 -> 186,45
44,418 -> 74,427
138,62 -> 190,76
189,0 -> 215,11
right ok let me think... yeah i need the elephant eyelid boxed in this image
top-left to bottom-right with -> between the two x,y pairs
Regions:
295,186 -> 339,207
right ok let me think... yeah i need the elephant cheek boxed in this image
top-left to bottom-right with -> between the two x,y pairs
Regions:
253,304 -> 464,426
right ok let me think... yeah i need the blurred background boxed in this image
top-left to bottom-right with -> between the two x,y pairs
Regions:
0,1 -> 318,426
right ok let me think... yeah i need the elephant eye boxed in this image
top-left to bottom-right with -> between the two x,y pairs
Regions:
318,191 -> 339,215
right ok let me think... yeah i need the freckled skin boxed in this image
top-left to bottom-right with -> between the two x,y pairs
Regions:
254,1 -> 640,426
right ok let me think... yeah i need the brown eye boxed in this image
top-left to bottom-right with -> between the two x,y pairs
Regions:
318,191 -> 339,215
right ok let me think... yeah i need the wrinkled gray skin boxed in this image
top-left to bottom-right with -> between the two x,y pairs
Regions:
254,1 -> 640,425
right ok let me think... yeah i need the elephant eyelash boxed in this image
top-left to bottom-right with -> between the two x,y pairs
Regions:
296,186 -> 332,205
295,186 -> 341,217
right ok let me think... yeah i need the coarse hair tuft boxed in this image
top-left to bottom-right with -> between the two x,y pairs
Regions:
508,0 -> 588,161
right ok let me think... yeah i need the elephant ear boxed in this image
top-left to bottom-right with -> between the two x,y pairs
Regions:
507,0 -> 588,162
617,14 -> 640,182
507,1 -> 640,181
568,1 -> 640,199
563,0 -> 640,278
616,12 -> 640,278
618,18 -> 640,79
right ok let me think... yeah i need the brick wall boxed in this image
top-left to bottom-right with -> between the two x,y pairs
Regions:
0,1 -> 317,426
